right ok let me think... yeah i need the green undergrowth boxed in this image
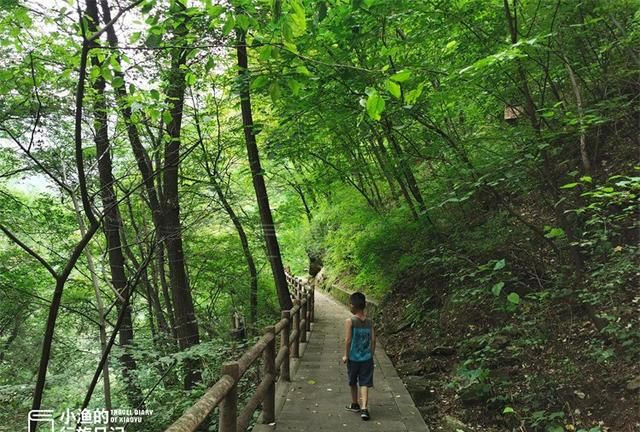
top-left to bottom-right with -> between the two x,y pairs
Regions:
294,171 -> 639,431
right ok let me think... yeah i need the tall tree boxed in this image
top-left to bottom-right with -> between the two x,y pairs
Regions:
99,0 -> 202,388
159,0 -> 202,388
235,22 -> 292,311
85,0 -> 144,407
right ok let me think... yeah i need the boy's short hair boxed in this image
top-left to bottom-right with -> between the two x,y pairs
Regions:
350,292 -> 366,311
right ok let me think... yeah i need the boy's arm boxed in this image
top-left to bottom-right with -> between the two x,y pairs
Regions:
342,318 -> 352,363
371,325 -> 376,355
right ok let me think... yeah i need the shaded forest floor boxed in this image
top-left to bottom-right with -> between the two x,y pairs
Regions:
376,270 -> 640,432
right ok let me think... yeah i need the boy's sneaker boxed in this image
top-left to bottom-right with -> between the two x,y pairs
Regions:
360,408 -> 370,421
345,403 -> 360,412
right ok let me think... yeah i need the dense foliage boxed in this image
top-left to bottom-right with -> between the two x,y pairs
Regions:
0,0 -> 638,431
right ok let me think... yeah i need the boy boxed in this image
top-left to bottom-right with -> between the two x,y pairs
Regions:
341,292 -> 375,421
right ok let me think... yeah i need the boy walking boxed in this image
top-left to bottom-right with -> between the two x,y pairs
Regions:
341,292 -> 375,421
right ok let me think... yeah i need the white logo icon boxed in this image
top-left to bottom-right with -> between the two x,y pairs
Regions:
28,410 -> 55,432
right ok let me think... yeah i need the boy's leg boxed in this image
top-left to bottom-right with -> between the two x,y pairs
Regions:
345,360 -> 360,411
350,385 -> 358,404
359,359 -> 373,421
359,358 -> 374,411
359,385 -> 369,409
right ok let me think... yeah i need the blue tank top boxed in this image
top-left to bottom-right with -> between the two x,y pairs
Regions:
349,316 -> 373,361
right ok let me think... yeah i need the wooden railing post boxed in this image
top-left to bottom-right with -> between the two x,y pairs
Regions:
305,287 -> 312,332
300,294 -> 308,343
292,299 -> 300,358
219,361 -> 239,432
281,310 -> 290,382
262,326 -> 276,424
310,284 -> 315,323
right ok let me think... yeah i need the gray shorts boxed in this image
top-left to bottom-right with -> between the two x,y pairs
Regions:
347,358 -> 374,387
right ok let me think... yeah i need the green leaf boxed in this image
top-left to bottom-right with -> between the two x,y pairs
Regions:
236,14 -> 250,31
288,0 -> 306,37
491,282 -> 504,296
295,65 -> 312,76
366,90 -> 385,121
560,182 -> 579,189
493,259 -> 506,270
502,407 -> 515,414
89,65 -> 101,80
544,227 -> 565,239
186,72 -> 196,86
109,55 -> 122,73
207,5 -> 224,18
82,146 -> 96,159
145,33 -> 162,48
162,110 -> 173,125
101,66 -> 113,82
287,79 -> 302,95
150,89 -> 160,101
140,1 -> 154,14
205,57 -> 215,72
149,108 -> 160,122
389,69 -> 411,83
405,82 -> 425,104
269,82 -> 281,102
112,76 -> 124,88
384,79 -> 401,99
443,40 -> 458,53
507,292 -> 520,304
282,19 -> 294,41
222,16 -> 235,36
283,41 -> 298,54
259,46 -> 272,61
251,75 -> 270,90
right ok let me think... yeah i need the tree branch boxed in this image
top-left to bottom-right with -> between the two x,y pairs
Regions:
0,224 -> 58,279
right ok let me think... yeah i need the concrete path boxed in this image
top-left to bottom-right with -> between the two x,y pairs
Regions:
253,291 -> 429,432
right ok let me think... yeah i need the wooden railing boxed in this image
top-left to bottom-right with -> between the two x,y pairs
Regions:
164,273 -> 314,432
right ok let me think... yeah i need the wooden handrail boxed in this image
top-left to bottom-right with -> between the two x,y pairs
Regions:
280,310 -> 291,382
164,271 -> 314,432
237,332 -> 275,376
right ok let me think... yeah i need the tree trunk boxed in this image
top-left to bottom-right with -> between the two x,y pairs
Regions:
374,133 -> 419,219
156,244 -> 178,339
99,0 -> 200,388
69,188 -> 112,415
28,224 -> 100,431
369,138 -> 399,200
236,26 -> 292,311
123,197 -> 172,340
213,178 -> 259,325
85,0 -> 143,408
383,119 -> 426,214
161,9 -> 201,389
563,53 -> 591,174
